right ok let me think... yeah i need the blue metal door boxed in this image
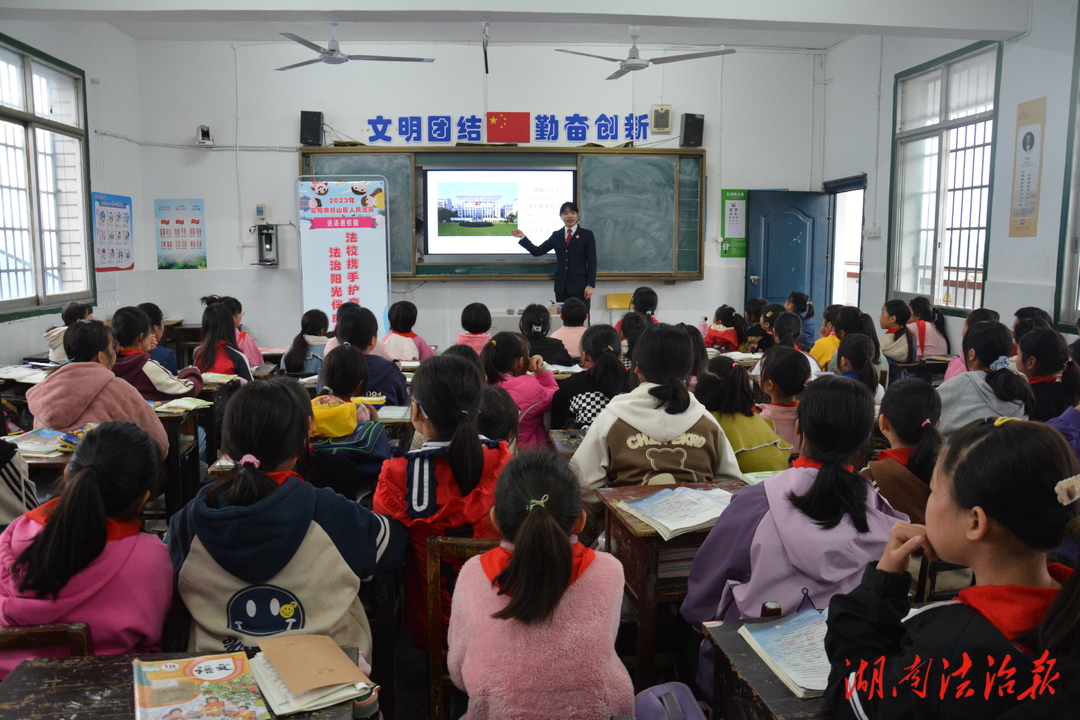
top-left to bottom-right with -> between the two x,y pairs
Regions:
746,191 -> 831,311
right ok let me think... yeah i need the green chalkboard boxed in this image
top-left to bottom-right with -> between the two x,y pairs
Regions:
307,153 -> 414,274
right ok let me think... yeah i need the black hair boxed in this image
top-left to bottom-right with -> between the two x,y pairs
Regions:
695,356 -> 754,416
209,380 -> 308,505
481,331 -> 529,385
761,303 -> 785,331
772,311 -> 805,350
336,306 -> 379,349
519,304 -> 551,343
786,291 -> 815,320
1015,306 -> 1053,327
320,344 -> 368,400
713,305 -> 748,347
787,375 -> 875,531
619,311 -> 651,362
201,294 -> 242,316
560,297 -> 587,327
491,451 -> 582,624
64,320 -> 114,364
878,377 -> 942,485
760,345 -> 811,399
194,303 -> 238,372
442,342 -> 483,372
678,323 -> 709,379
836,334 -> 879,398
282,309 -> 329,373
137,302 -> 164,329
966,307 -> 1000,327
559,201 -> 579,215
883,299 -> 915,362
580,324 -> 625,400
461,303 -> 492,335
963,321 -> 1033,411
834,306 -> 881,364
478,385 -> 518,444
61,301 -> 92,326
388,300 -> 418,334
940,420 -> 1080,671
1013,317 -> 1051,345
745,298 -> 768,323
411,355 -> 485,495
14,422 -> 157,599
909,297 -> 951,353
1019,327 -> 1080,406
110,306 -> 152,349
630,286 -> 658,316
634,324 -> 692,414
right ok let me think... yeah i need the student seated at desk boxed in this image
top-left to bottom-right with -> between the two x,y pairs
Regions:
0,423 -> 171,678
550,324 -> 626,431
169,380 -> 406,657
447,452 -> 634,720
281,309 -> 329,374
0,440 -> 37,528
26,320 -> 168,460
110,306 -> 204,401
824,419 -> 1080,720
570,323 -> 742,504
192,303 -> 253,382
320,307 -> 408,406
373,355 -> 512,652
137,302 -> 178,375
682,375 -> 905,700
43,301 -> 92,363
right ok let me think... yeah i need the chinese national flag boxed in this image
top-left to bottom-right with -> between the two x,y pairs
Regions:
487,112 -> 530,143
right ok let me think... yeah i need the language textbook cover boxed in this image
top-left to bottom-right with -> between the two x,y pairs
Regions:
133,652 -> 269,720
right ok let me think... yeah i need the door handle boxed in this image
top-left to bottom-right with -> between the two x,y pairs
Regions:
749,276 -> 761,286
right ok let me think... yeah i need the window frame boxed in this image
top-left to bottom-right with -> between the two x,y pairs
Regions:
0,31 -> 94,323
1053,10 -> 1080,333
886,40 -> 1003,318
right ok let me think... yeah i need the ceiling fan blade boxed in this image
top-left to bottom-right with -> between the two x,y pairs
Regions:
648,48 -> 735,65
555,49 -> 623,62
280,33 -> 327,54
606,67 -> 633,80
275,58 -> 324,71
345,54 -> 434,63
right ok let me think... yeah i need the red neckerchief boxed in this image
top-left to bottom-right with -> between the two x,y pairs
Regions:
793,457 -> 855,473
266,470 -> 304,486
1029,376 -> 1059,385
392,331 -> 418,339
480,540 -> 595,592
958,563 -> 1073,651
768,401 -> 799,408
914,320 -> 927,353
117,348 -> 148,357
26,497 -> 142,541
878,447 -> 913,467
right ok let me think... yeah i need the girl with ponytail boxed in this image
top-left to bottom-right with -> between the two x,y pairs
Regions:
373,354 -> 512,651
879,299 -> 916,363
570,324 -> 743,504
0,422 -> 170,677
683,375 -> 905,701
281,308 -> 329,374
481,332 -> 558,449
938,321 -> 1031,436
861,377 -> 943,523
447,452 -> 634,720
1017,326 -> 1080,422
825,419 -> 1080,719
550,324 -> 626,430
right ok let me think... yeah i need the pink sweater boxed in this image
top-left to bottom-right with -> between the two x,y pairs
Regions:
448,550 -> 634,720
497,371 -> 558,448
26,362 -> 168,460
0,513 -> 172,677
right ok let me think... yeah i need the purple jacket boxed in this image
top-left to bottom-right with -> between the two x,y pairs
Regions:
1047,406 -> 1080,461
680,466 -> 906,699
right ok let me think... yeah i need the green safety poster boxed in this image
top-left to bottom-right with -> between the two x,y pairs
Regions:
720,188 -> 747,258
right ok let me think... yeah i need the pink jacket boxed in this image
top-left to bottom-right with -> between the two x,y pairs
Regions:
448,550 -> 634,720
455,333 -> 493,355
26,362 -> 168,460
497,371 -> 558,448
0,512 -> 173,677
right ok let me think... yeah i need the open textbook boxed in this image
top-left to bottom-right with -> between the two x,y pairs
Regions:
617,486 -> 734,540
737,609 -> 831,698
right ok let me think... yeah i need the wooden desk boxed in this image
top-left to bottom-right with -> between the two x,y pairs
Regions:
0,649 -> 359,719
598,480 -> 747,690
705,621 -> 831,720
549,428 -> 585,459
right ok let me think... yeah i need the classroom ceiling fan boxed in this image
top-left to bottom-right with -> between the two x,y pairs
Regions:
276,22 -> 434,71
555,25 -> 734,80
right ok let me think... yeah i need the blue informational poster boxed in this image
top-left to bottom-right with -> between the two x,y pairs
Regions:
92,192 -> 133,271
155,198 -> 207,270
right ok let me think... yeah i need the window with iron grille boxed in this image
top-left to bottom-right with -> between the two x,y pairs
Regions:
0,34 -> 91,318
889,42 -> 1000,311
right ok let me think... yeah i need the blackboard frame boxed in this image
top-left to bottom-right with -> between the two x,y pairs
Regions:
299,146 -> 705,281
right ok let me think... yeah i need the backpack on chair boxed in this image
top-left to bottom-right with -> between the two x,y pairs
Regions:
634,681 -> 708,720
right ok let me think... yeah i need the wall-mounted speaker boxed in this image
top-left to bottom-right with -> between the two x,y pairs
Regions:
300,111 -> 323,147
680,113 -> 704,148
